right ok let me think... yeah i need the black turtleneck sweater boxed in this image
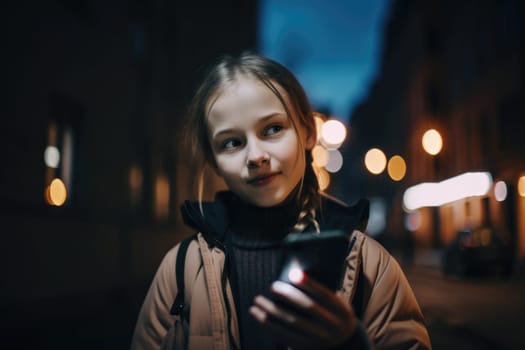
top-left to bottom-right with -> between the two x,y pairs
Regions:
225,195 -> 300,350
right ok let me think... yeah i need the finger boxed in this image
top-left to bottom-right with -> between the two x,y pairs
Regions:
252,295 -> 298,325
252,295 -> 337,339
271,281 -> 314,309
269,282 -> 348,332
292,276 -> 355,319
249,302 -> 330,348
271,280 -> 347,320
252,296 -> 356,348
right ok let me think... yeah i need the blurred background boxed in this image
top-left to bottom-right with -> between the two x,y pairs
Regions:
3,0 -> 525,348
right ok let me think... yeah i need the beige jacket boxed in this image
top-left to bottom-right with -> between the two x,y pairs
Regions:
130,230 -> 431,349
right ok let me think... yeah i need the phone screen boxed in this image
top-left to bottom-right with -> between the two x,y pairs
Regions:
278,230 -> 350,291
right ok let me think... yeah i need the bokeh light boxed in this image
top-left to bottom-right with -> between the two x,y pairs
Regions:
405,210 -> 422,232
518,176 -> 525,197
129,165 -> 143,192
45,178 -> 67,206
44,146 -> 60,168
320,119 -> 346,149
314,166 -> 330,191
129,164 -> 143,206
364,148 -> 387,175
325,149 -> 343,173
387,155 -> 406,181
403,172 -> 492,210
494,181 -> 507,202
312,145 -> 329,168
422,129 -> 443,155
314,113 -> 325,142
154,174 -> 170,220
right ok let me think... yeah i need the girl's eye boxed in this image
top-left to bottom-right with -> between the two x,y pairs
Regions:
264,124 -> 283,136
222,138 -> 242,150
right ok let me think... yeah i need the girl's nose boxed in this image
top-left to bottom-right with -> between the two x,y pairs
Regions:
246,140 -> 269,168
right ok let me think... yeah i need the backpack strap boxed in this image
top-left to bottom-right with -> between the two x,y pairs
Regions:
170,235 -> 195,317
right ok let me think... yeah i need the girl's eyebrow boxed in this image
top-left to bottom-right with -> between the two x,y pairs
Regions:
256,112 -> 287,124
212,112 -> 286,138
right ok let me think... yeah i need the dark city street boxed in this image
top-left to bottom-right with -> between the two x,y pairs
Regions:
406,251 -> 525,350
4,0 -> 525,349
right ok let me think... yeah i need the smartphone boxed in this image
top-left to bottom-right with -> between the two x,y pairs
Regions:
277,229 -> 350,291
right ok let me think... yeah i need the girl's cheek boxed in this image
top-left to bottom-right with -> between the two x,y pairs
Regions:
216,158 -> 238,173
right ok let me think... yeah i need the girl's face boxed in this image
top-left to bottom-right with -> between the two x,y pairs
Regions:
206,75 -> 314,207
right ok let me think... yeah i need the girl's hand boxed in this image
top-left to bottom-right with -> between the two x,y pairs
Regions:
249,275 -> 357,350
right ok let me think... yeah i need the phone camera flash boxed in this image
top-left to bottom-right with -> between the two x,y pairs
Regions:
288,267 -> 304,284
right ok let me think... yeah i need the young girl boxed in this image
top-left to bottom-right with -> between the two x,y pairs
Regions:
131,52 -> 431,350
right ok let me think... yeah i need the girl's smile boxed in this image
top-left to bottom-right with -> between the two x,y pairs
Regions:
247,171 -> 281,186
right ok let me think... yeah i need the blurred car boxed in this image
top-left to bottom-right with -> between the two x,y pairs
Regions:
442,226 -> 513,277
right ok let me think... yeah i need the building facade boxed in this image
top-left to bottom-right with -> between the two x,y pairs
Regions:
344,0 -> 525,267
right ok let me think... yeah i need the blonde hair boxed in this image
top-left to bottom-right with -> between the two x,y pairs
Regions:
184,52 -> 321,232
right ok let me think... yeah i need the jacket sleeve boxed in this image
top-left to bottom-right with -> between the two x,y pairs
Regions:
130,245 -> 179,350
360,238 -> 432,349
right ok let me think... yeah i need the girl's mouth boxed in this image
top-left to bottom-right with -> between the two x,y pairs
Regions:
247,173 -> 279,186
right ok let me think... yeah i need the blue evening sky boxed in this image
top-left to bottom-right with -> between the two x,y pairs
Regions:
259,0 -> 390,121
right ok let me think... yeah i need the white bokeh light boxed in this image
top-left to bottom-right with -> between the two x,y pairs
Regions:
325,149 -> 343,173
364,148 -> 387,175
403,172 -> 493,210
320,119 -> 347,149
404,210 -> 422,232
494,181 -> 507,202
422,129 -> 443,155
44,146 -> 60,168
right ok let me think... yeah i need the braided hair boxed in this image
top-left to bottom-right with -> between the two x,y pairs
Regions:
290,151 -> 321,233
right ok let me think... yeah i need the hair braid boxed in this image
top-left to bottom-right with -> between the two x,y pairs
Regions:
291,152 -> 321,233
